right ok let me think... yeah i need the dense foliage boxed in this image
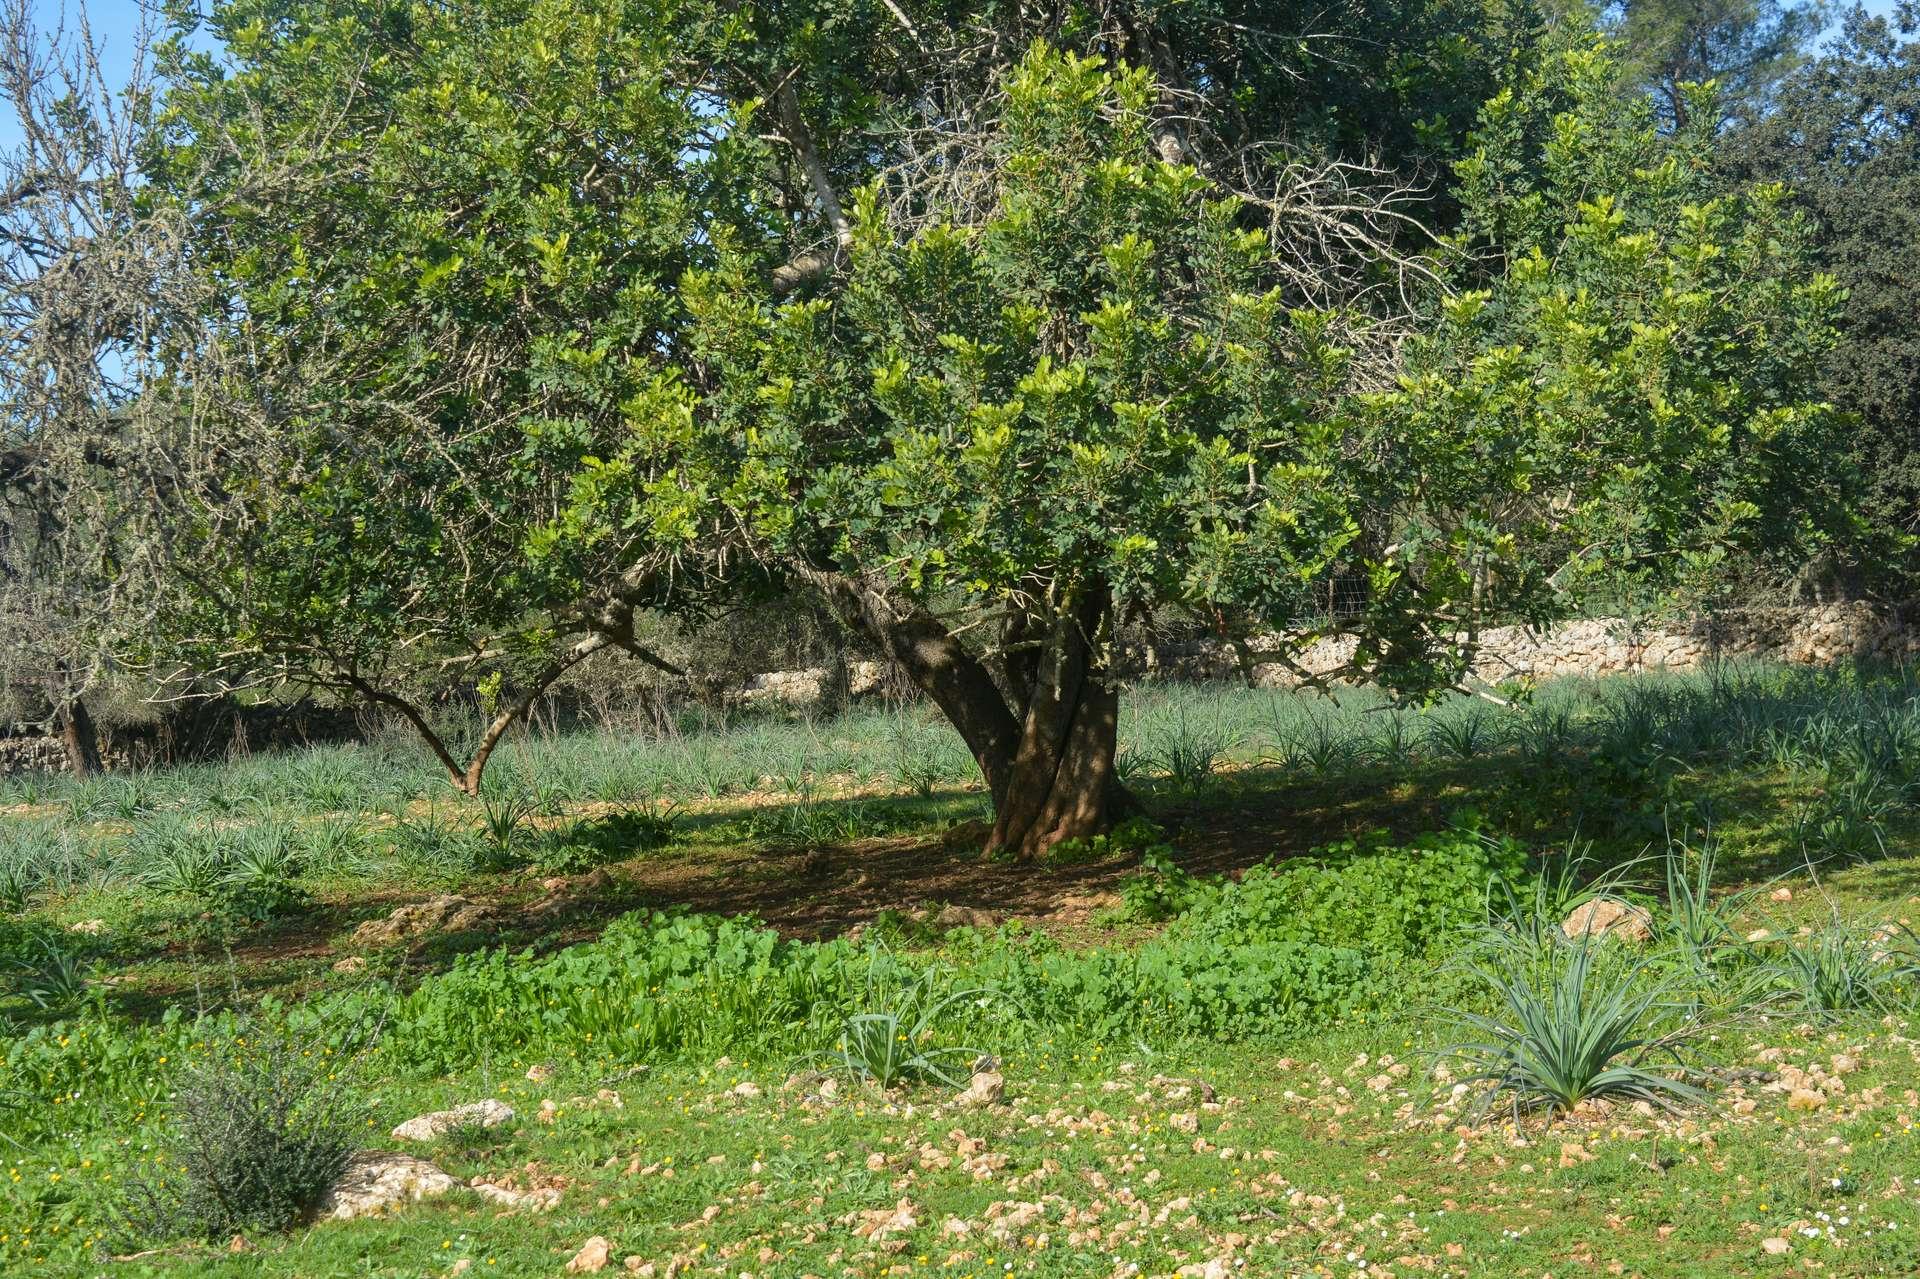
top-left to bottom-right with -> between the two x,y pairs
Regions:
1598,0 -> 1827,126
1391,42 -> 1854,619
1718,3 -> 1920,593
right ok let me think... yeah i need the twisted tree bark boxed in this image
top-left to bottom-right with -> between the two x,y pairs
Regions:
800,567 -> 1137,859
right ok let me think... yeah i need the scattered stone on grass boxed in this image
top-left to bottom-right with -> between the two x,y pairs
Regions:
529,868 -> 617,919
1055,891 -> 1122,917
315,1151 -> 459,1220
1176,1260 -> 1233,1279
470,1179 -> 564,1212
351,895 -> 490,947
1561,898 -> 1654,944
939,819 -> 992,849
391,1099 -> 515,1142
849,1199 -> 919,1242
567,1237 -> 614,1273
954,1070 -> 1004,1108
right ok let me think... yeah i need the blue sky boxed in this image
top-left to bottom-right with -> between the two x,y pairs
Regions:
2,0 -> 158,152
1,0 -> 1911,154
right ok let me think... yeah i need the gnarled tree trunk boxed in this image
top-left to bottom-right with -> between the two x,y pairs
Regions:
983,590 -> 1128,858
801,568 -> 1135,859
58,693 -> 102,778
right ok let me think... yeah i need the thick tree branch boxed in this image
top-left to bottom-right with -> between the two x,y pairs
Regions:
794,564 -> 1023,807
768,79 -> 853,296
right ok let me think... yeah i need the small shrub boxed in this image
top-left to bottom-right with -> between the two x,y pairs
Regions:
1116,845 -> 1202,921
527,802 -> 677,874
121,1023 -> 365,1242
1042,816 -> 1166,868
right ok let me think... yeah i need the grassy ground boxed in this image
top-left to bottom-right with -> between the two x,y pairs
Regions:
9,664 -> 1920,1277
29,1024 -> 1920,1278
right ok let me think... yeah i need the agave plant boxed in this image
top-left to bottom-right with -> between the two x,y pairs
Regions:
479,788 -> 534,848
1368,709 -> 1417,770
1150,709 -> 1239,792
1424,707 -> 1499,762
0,852 -> 38,914
1657,832 -> 1764,977
8,938 -> 96,1012
221,827 -> 308,916
818,952 -> 997,1089
1442,937 -> 1706,1121
141,830 -> 230,899
1765,922 -> 1920,1018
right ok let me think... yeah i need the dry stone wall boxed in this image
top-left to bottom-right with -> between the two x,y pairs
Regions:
1139,601 -> 1920,689
0,736 -> 135,778
748,602 -> 1920,703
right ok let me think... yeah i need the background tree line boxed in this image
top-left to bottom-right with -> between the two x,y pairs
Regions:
0,0 -> 1914,854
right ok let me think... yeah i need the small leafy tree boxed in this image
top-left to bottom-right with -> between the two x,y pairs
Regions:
566,42 -> 1848,857
145,0 -> 719,791
138,4 -> 1848,850
137,0 -> 1523,799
